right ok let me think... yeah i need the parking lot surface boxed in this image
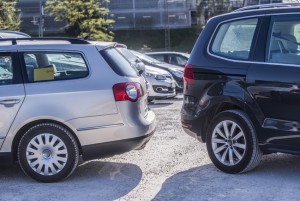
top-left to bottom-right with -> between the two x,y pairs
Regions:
1,94 -> 300,201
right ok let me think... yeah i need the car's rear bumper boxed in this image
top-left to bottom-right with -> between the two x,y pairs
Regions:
181,103 -> 209,143
81,129 -> 155,160
75,101 -> 156,160
0,152 -> 13,165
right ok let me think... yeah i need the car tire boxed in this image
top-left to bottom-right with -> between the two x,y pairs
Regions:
206,110 -> 262,173
18,123 -> 79,182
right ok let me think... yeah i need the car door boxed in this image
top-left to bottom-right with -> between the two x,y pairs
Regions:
0,52 -> 25,148
247,14 -> 300,148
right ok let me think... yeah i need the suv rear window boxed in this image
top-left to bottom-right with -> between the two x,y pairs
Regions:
211,18 -> 258,60
101,48 -> 138,77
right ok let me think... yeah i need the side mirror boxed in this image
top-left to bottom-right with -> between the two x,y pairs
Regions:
138,69 -> 144,75
132,60 -> 145,76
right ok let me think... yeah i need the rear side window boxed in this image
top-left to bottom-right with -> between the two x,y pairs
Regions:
0,54 -> 13,85
23,52 -> 88,82
101,48 -> 138,77
211,18 -> 258,60
267,15 -> 300,65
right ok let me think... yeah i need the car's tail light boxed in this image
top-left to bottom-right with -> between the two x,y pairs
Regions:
184,64 -> 194,84
113,82 -> 144,102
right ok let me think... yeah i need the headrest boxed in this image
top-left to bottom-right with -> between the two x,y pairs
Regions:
281,34 -> 298,52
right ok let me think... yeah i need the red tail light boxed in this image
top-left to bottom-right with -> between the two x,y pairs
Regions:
184,64 -> 194,84
113,82 -> 144,102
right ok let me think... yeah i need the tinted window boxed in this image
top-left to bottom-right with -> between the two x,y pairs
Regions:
211,18 -> 258,60
267,16 -> 300,65
101,48 -> 138,77
23,52 -> 88,82
0,54 -> 13,85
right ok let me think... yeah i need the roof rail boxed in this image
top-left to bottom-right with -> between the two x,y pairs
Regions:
233,2 -> 300,12
0,37 -> 90,45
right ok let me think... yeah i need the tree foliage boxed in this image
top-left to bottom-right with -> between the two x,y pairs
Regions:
45,0 -> 114,41
0,0 -> 21,30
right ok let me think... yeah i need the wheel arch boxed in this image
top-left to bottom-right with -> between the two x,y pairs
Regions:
12,119 -> 82,161
200,98 -> 244,142
200,95 -> 263,143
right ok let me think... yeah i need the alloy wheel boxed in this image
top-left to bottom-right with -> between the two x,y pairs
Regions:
211,120 -> 246,166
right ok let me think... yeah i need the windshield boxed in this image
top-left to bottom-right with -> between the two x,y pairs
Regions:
130,50 -> 164,64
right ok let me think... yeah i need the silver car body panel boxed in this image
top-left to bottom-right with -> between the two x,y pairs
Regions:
0,43 -> 155,154
0,84 -> 25,141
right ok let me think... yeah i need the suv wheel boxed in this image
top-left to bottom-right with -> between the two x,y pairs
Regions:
206,110 -> 262,173
18,123 -> 79,182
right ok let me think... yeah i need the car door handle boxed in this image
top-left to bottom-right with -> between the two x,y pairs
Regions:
0,99 -> 21,105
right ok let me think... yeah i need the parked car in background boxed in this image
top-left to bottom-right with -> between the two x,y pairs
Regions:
117,47 -> 176,102
0,37 -> 156,182
131,50 -> 184,91
145,66 -> 176,102
181,3 -> 300,174
0,30 -> 30,38
146,52 -> 190,67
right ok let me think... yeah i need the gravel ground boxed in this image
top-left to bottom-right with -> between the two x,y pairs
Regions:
1,94 -> 300,201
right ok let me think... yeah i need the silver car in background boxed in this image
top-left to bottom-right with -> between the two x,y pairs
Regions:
145,66 -> 176,102
0,38 -> 156,182
145,51 -> 190,68
116,47 -> 176,102
0,30 -> 31,38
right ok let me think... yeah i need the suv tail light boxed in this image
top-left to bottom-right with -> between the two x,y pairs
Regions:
184,64 -> 194,84
113,82 -> 144,102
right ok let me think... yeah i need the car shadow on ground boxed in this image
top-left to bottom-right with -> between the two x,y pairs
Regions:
0,161 -> 142,201
148,93 -> 183,108
153,154 -> 300,201
148,101 -> 173,108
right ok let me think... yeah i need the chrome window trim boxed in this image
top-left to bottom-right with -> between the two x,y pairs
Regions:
207,12 -> 300,66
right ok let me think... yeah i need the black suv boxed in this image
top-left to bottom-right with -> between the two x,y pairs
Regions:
181,3 -> 300,173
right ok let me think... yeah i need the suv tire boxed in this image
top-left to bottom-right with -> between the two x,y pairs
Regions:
206,110 -> 262,173
18,123 -> 79,182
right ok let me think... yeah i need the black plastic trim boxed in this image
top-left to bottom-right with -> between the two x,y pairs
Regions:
81,131 -> 155,161
0,152 -> 13,165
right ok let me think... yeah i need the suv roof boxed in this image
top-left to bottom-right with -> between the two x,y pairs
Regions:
234,2 -> 300,12
210,3 -> 300,22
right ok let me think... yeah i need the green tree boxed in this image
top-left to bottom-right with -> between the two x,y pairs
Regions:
0,0 -> 21,30
45,0 -> 114,41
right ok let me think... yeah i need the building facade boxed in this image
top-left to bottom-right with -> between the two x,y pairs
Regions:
108,0 -> 197,30
16,0 -> 197,36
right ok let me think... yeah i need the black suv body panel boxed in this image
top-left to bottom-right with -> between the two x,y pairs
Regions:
181,7 -> 300,154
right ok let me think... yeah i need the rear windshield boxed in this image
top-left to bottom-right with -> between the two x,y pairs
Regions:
101,48 -> 138,77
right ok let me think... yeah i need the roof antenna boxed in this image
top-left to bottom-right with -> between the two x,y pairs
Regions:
83,35 -> 89,40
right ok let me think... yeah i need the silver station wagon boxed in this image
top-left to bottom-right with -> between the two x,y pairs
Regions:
0,38 -> 156,182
